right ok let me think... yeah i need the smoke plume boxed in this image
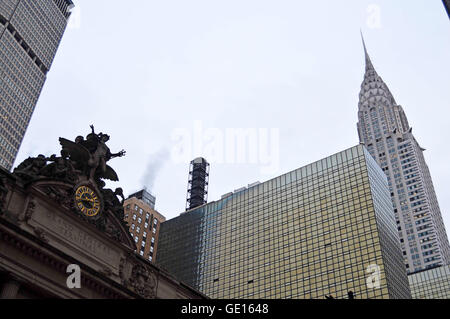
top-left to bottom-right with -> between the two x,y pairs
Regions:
140,147 -> 170,192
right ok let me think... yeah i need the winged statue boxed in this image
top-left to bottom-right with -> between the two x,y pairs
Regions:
59,125 -> 126,182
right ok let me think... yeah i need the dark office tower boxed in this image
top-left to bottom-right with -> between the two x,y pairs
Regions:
357,35 -> 450,273
185,157 -> 209,211
0,0 -> 74,170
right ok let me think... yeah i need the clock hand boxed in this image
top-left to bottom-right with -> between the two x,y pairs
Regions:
80,196 -> 95,202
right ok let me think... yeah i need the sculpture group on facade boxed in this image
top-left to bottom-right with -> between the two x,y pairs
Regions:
15,125 -> 125,185
11,126 -> 127,228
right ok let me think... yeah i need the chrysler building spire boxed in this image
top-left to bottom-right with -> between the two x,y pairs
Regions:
358,33 -> 397,115
356,35 -> 450,274
361,31 -> 375,73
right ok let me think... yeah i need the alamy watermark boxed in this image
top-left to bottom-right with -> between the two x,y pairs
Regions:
366,264 -> 381,289
366,4 -> 382,29
66,264 -> 81,289
170,121 -> 280,175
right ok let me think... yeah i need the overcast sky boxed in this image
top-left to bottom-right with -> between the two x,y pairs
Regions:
15,1 -> 450,232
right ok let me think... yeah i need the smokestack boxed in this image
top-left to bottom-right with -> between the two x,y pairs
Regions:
185,157 -> 210,211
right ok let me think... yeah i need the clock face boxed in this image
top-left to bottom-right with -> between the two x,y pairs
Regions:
75,185 -> 101,217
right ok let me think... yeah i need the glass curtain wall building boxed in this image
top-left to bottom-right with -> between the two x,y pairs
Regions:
408,264 -> 450,299
0,0 -> 73,170
157,145 -> 411,299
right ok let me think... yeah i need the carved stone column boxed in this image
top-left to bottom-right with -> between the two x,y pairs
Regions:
0,276 -> 21,299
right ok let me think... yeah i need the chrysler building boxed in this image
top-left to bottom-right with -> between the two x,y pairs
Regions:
357,35 -> 450,273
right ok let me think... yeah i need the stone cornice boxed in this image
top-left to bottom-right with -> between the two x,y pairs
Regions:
0,217 -> 138,298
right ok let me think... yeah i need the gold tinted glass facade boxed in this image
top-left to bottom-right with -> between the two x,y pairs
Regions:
408,265 -> 450,299
158,145 -> 411,299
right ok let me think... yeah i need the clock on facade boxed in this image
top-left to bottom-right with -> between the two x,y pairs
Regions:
74,185 -> 101,217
